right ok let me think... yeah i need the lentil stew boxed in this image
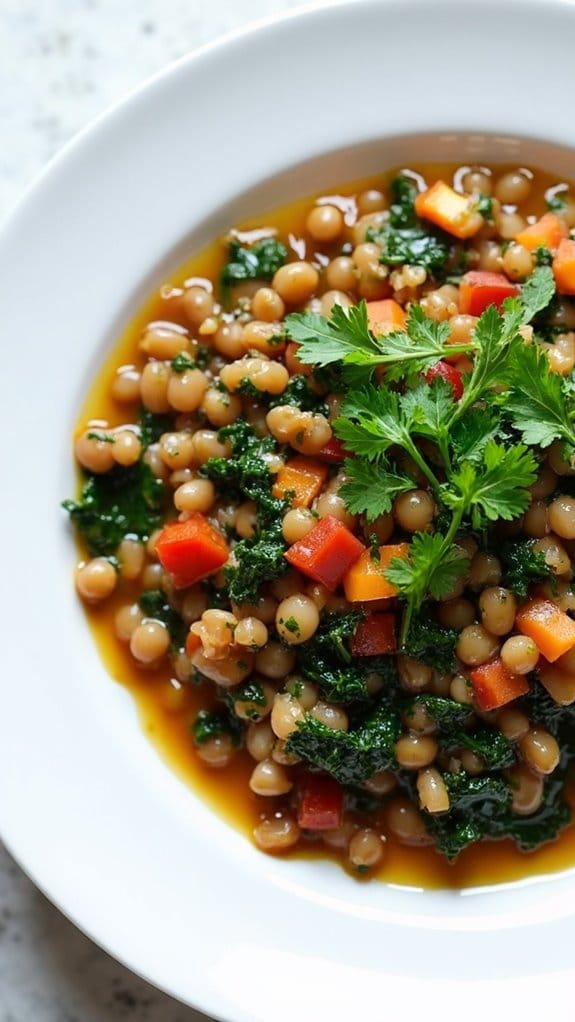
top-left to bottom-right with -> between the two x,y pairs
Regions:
64,162 -> 575,885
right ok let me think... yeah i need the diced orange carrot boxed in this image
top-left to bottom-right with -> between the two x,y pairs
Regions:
468,657 -> 529,711
272,456 -> 328,508
285,341 -> 313,376
538,657 -> 575,705
366,299 -> 407,336
414,180 -> 483,239
515,212 -> 567,253
553,238 -> 575,295
343,543 -> 410,602
515,598 -> 575,662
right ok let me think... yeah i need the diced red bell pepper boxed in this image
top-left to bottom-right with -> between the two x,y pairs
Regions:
351,612 -> 397,656
315,436 -> 350,463
284,515 -> 366,592
425,360 -> 464,400
459,271 -> 518,316
468,657 -> 529,711
155,514 -> 229,589
298,772 -> 343,830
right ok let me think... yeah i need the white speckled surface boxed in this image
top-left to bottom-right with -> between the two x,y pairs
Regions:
0,1 -> 332,1017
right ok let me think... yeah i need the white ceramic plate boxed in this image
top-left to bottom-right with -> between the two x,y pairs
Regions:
3,1 -> 575,1018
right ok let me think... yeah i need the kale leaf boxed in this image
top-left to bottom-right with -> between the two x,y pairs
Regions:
367,175 -> 450,274
286,702 -> 401,784
191,708 -> 243,747
138,589 -> 187,648
402,615 -> 459,673
268,374 -> 329,414
139,408 -> 173,449
220,237 -> 288,300
499,539 -> 554,601
200,421 -> 291,603
62,462 -> 165,557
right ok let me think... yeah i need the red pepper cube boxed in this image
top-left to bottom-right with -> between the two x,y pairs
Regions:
315,436 -> 350,464
351,612 -> 396,656
459,271 -> 518,316
298,772 -> 344,830
155,513 -> 229,589
284,515 -> 366,592
424,360 -> 464,400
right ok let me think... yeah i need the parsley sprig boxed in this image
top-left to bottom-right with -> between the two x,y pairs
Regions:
286,266 -> 560,642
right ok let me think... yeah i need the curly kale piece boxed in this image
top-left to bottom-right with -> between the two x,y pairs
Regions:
286,702 -> 401,784
200,421 -> 290,603
499,540 -> 555,601
402,615 -> 459,673
367,175 -> 450,274
410,695 -> 472,736
138,589 -> 187,648
295,611 -> 395,705
62,461 -> 165,557
268,374 -> 329,414
191,708 -> 243,747
220,237 -> 288,302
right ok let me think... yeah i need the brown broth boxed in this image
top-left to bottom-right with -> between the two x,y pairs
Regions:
76,163 -> 575,889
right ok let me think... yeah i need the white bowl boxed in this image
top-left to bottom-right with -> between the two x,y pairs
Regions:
2,1 -> 575,1018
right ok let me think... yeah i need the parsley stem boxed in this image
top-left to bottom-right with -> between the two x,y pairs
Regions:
399,505 -> 465,646
404,440 -> 442,496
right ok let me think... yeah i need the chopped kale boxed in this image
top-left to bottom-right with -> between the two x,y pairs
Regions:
489,771 -> 571,851
447,725 -> 516,770
475,194 -> 493,221
268,374 -> 329,414
296,611 -> 377,704
191,708 -> 242,747
547,192 -> 567,212
534,245 -> 553,267
200,421 -> 290,603
499,539 -> 554,601
286,702 -> 401,784
231,680 -> 267,719
443,771 -> 511,813
306,611 -> 363,664
428,772 -> 511,860
428,816 -> 484,859
171,348 -> 210,373
402,615 -> 459,673
412,695 -> 472,736
226,528 -> 288,605
200,420 -> 284,526
220,237 -> 288,301
138,589 -> 187,647
367,175 -> 450,274
62,462 -> 165,557
139,408 -> 173,449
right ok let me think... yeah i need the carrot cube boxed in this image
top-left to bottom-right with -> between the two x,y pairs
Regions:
366,299 -> 407,336
414,180 -> 483,239
343,543 -> 410,602
272,456 -> 328,508
515,599 -> 575,663
553,238 -> 575,295
468,657 -> 529,711
515,212 -> 567,253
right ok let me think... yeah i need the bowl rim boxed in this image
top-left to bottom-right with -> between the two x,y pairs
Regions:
3,0 -> 575,1018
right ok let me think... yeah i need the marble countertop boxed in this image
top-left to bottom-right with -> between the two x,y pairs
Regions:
0,1 -> 332,1018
